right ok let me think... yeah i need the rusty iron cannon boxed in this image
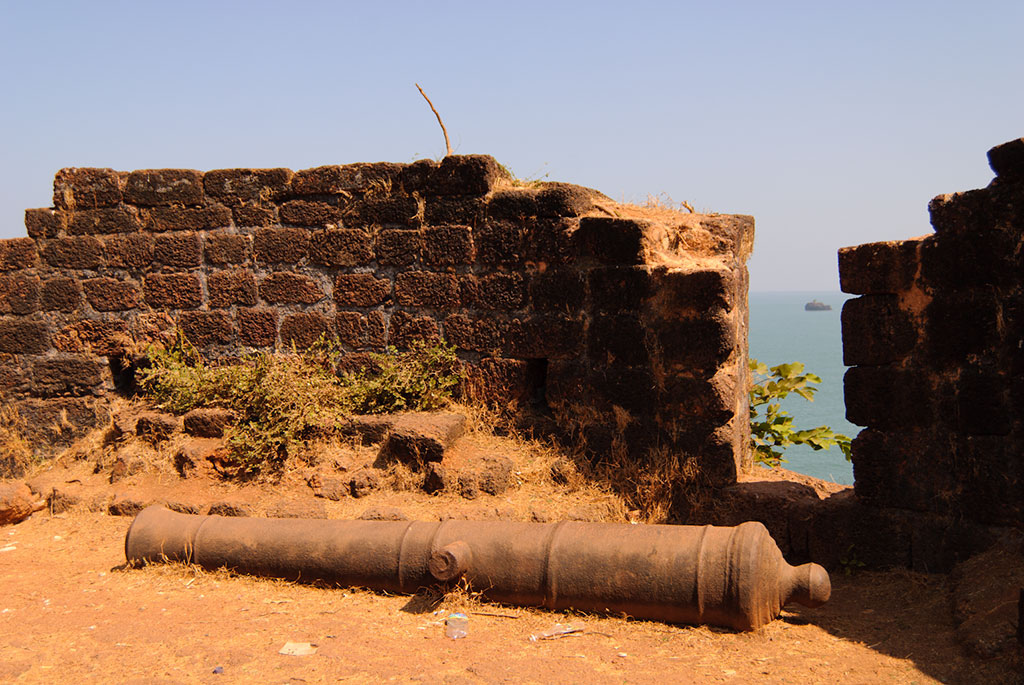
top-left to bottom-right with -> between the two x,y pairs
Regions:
125,506 -> 830,630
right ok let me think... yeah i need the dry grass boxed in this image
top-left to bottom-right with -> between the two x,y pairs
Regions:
0,404 -> 36,477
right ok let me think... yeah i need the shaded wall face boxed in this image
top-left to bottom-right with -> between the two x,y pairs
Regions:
0,155 -> 752,486
839,138 -> 1024,526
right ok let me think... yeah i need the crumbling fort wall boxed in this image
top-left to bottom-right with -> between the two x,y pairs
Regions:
0,156 -> 753,485
840,138 -> 1024,529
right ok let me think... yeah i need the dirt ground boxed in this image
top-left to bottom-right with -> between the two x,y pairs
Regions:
1,408 -> 1022,684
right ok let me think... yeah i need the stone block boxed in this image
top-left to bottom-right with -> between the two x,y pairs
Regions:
42,236 -> 101,269
208,269 -> 257,307
375,229 -> 421,265
422,197 -> 485,227
530,269 -> 585,313
653,268 -> 734,314
142,205 -> 231,232
395,271 -> 459,308
397,159 -> 437,194
280,312 -> 334,349
535,183 -> 603,217
388,311 -> 439,347
987,137 -> 1024,179
335,311 -> 367,348
254,227 -> 310,264
588,267 -> 653,312
349,197 -> 420,227
203,168 -> 293,204
851,429 -> 959,514
474,220 -> 523,266
594,366 -> 659,415
333,273 -> 392,306
487,188 -> 538,219
135,411 -> 179,442
927,190 -> 995,234
522,218 -> 576,265
349,469 -> 382,498
653,312 -> 735,372
30,356 -> 105,396
0,482 -> 45,525
124,169 -> 204,206
308,229 -> 373,266
920,229 -> 1017,290
104,234 -> 154,269
15,397 -> 101,446
924,291 -> 1000,363
956,435 -> 1023,524
52,320 -> 128,356
844,366 -> 935,429
24,208 -> 64,239
83,277 -> 141,312
375,412 -> 467,465
476,455 -> 514,495
178,310 -> 234,347
279,199 -> 346,226
208,502 -> 252,517
0,318 -> 49,353
236,308 -> 277,347
840,295 -> 917,366
259,272 -> 324,304
0,238 -> 39,270
307,472 -> 350,501
233,204 -> 278,227
153,231 -> 202,267
291,162 -> 402,195
0,274 -> 40,315
204,232 -> 250,265
462,357 -> 534,406
838,239 -> 922,295
131,312 -> 176,345
419,155 -> 509,195
503,315 -> 584,359
460,273 -> 525,311
575,217 -> 647,264
40,277 -> 82,312
956,367 -> 1011,435
544,360 -> 589,409
67,207 -> 140,235
143,273 -> 202,309
442,314 -> 504,352
661,371 -> 736,424
422,225 -> 474,265
587,314 -> 649,367
53,168 -> 122,209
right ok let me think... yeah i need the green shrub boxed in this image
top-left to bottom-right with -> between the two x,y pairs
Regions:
749,358 -> 852,468
135,332 -> 462,476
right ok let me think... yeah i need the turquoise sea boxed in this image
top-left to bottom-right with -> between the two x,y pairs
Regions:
748,291 -> 857,484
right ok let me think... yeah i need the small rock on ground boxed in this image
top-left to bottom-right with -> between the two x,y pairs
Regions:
182,408 -> 236,438
0,481 -> 45,525
357,506 -> 408,521
208,501 -> 251,517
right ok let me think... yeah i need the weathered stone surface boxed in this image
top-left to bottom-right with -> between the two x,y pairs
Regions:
124,169 -> 204,206
530,269 -> 585,313
40,277 -> 82,313
108,493 -> 148,517
178,310 -> 234,347
279,312 -> 333,349
259,272 -> 324,304
376,412 -> 466,466
254,228 -> 309,264
30,356 -> 105,396
291,162 -> 401,195
52,320 -> 127,356
153,232 -> 202,267
333,273 -> 391,307
375,229 -> 421,265
24,208 -> 63,239
204,232 -> 250,265
0,274 -> 40,315
575,217 -> 647,264
143,273 -> 202,310
236,308 -> 277,347
349,469 -> 381,498
83,277 -> 140,311
204,168 -> 293,204
173,438 -> 225,479
838,239 -> 922,295
422,462 -> 450,494
279,200 -> 346,227
476,455 -> 514,495
387,311 -> 440,347
68,207 -> 140,235
53,168 -> 122,209
135,412 -> 179,443
422,225 -> 474,265
182,408 -> 236,438
208,501 -> 251,517
142,205 -> 232,232
840,295 -> 917,366
309,229 -> 373,267
307,472 -> 349,501
0,482 -> 44,525
42,236 -> 101,269
0,318 -> 50,354
208,269 -> 257,307
419,155 -> 509,196
395,272 -> 459,308
104,234 -> 154,269
357,506 -> 408,521
460,273 -> 525,311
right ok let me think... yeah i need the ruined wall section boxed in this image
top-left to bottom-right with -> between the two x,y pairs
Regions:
0,156 -> 752,485
839,138 -> 1024,527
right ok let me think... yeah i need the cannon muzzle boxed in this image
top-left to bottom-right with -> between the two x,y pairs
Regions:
125,506 -> 829,631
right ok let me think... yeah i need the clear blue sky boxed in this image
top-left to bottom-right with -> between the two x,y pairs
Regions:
2,1 -> 1021,291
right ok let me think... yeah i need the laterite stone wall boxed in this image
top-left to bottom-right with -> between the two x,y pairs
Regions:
0,156 -> 753,485
839,138 -> 1024,527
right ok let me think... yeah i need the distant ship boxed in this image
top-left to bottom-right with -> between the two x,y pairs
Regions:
804,299 -> 832,311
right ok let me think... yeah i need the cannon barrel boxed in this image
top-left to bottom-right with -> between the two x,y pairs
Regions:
125,506 -> 830,630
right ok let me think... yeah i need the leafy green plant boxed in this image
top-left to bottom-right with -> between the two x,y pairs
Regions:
749,358 -> 852,468
135,331 -> 462,476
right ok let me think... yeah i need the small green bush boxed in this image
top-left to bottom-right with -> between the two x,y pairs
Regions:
749,358 -> 852,468
135,332 -> 462,476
